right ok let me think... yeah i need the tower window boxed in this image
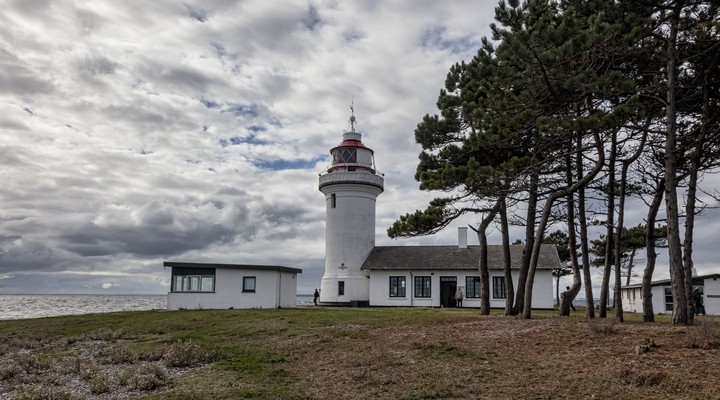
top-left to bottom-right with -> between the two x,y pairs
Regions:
331,193 -> 336,208
338,281 -> 345,296
333,148 -> 357,164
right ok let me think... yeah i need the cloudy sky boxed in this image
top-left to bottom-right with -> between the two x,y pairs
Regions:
1,0 -> 718,296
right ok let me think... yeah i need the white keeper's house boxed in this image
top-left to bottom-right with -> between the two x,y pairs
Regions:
165,112 -> 558,310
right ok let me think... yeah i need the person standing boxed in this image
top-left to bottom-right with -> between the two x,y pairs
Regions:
566,286 -> 576,311
455,287 -> 464,308
693,288 -> 705,315
313,289 -> 320,306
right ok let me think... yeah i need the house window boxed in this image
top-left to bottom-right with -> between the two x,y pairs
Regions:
243,277 -> 256,293
389,276 -> 406,297
632,289 -> 636,301
492,277 -> 506,299
338,281 -> 345,296
171,267 -> 215,292
331,193 -> 336,208
466,276 -> 481,298
664,287 -> 673,312
414,276 -> 431,298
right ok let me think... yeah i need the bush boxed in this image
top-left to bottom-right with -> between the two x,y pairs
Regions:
162,340 -> 216,368
119,364 -> 169,391
688,318 -> 720,349
89,372 -> 111,394
93,344 -> 137,364
588,319 -> 616,335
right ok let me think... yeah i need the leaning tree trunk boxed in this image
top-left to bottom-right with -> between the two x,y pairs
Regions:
625,248 -> 637,287
499,195 -> 515,315
523,132 -> 605,319
643,179 -> 664,322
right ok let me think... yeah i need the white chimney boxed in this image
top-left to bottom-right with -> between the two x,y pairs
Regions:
458,227 -> 468,249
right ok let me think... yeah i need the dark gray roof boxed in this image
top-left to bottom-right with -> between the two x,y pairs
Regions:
361,244 -> 561,271
621,273 -> 720,289
164,262 -> 302,274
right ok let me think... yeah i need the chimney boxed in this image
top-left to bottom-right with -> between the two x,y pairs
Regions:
458,227 -> 468,249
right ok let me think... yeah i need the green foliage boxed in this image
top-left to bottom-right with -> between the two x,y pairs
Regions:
589,224 -> 667,267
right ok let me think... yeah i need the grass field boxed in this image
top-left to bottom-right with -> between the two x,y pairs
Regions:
1,307 -> 718,399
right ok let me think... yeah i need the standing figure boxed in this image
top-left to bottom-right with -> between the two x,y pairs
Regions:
455,287 -> 464,308
313,289 -> 320,306
693,288 -> 705,315
566,286 -> 576,311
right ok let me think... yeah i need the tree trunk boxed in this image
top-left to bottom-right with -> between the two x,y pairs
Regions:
664,5 -> 689,325
613,128 -> 646,323
500,196 -> 514,316
599,131 -> 617,318
514,171 -> 538,316
682,60 -> 711,324
560,150 -> 581,317
474,200 -> 501,315
643,179 -> 664,322
626,247 -> 637,287
613,161 -> 626,323
578,135 -> 595,318
523,132 -> 605,319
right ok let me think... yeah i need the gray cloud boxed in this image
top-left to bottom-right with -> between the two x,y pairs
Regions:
1,0 -> 715,296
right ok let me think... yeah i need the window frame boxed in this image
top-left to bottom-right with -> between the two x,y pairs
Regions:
338,281 -> 345,296
492,276 -> 506,299
389,276 -> 406,298
664,287 -> 673,312
171,267 -> 215,293
242,276 -> 256,293
414,276 -> 431,298
466,276 -> 481,298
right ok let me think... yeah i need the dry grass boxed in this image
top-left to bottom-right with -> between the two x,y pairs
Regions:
0,308 -> 719,399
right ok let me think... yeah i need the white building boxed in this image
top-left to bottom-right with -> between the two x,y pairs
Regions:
165,262 -> 301,310
317,114 -> 558,308
621,273 -> 720,315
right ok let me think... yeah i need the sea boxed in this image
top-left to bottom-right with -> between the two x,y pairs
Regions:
0,294 -> 317,321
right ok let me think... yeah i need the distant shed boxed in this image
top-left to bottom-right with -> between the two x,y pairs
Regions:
164,262 -> 302,310
621,273 -> 720,315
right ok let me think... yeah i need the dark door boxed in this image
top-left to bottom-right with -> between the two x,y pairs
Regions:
440,276 -> 457,308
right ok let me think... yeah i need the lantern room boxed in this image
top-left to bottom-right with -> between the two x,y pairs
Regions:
328,130 -> 376,173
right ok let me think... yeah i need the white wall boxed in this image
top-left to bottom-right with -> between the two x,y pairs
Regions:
168,269 -> 298,310
704,277 -> 720,315
320,180 -> 382,304
621,283 -> 720,316
369,270 -> 554,309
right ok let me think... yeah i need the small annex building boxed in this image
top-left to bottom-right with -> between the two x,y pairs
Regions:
165,262 -> 302,310
620,273 -> 720,315
363,236 -> 559,309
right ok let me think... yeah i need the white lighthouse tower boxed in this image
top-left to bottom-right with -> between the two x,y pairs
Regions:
318,108 -> 384,306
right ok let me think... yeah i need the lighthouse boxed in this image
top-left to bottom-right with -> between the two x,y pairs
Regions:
318,108 -> 384,306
